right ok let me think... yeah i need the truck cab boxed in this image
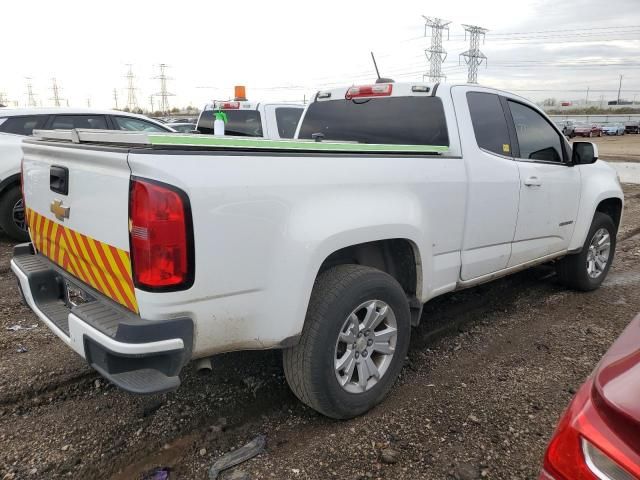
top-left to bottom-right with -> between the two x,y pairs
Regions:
196,87 -> 303,139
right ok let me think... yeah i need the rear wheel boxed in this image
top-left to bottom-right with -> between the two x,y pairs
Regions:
556,212 -> 616,291
0,187 -> 29,242
283,265 -> 411,419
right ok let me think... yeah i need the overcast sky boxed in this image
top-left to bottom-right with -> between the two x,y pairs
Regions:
1,0 -> 639,110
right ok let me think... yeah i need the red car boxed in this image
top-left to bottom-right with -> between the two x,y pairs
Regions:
540,313 -> 640,479
573,123 -> 603,138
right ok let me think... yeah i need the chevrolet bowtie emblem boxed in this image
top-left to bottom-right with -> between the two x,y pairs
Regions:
50,200 -> 70,221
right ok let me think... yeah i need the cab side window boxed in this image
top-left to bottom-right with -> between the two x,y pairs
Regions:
275,107 -> 303,139
467,92 -> 512,157
507,101 -> 563,163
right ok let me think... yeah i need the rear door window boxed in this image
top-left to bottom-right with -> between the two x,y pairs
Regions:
197,110 -> 263,137
297,96 -> 449,146
50,115 -> 108,130
467,92 -> 512,156
0,115 -> 48,135
274,107 -> 303,139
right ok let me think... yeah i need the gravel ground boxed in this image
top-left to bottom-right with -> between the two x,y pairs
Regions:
1,184 -> 639,480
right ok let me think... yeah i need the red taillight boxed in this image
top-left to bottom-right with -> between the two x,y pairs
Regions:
542,380 -> 639,480
345,83 -> 393,100
129,178 -> 193,291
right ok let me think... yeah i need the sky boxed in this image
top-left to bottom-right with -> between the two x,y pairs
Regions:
1,0 -> 639,110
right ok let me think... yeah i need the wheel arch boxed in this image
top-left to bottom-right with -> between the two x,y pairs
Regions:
0,173 -> 21,197
313,236 -> 425,326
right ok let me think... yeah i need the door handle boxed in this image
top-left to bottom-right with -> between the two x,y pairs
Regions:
523,176 -> 542,187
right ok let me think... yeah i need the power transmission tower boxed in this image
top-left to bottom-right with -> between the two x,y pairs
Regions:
149,95 -> 155,113
125,64 -> 138,111
460,24 -> 488,84
51,78 -> 63,107
423,16 -> 451,82
154,64 -> 174,114
113,88 -> 119,109
25,78 -> 37,107
617,74 -> 623,104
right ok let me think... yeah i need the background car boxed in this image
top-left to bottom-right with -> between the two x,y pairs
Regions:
554,120 -> 576,138
624,121 -> 639,134
167,122 -> 197,133
602,123 -> 625,135
540,313 -> 640,479
573,123 -> 602,138
0,108 -> 175,241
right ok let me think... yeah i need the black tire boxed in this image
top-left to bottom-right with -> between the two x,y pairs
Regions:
556,212 -> 616,291
283,265 -> 411,419
0,187 -> 29,242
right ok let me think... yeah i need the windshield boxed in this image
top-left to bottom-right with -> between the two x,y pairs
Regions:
298,96 -> 449,146
197,110 -> 263,137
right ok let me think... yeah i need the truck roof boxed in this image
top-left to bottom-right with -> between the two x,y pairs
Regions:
311,81 -> 530,104
201,101 -> 303,111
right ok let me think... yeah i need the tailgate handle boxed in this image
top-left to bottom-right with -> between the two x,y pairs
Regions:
50,166 -> 69,195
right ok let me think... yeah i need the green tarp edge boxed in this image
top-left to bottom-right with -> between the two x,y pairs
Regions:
148,135 -> 449,154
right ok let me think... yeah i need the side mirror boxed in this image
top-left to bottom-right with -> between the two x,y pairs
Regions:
572,141 -> 598,165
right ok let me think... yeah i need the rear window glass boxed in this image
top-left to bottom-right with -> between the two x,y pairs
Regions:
275,107 -> 303,139
0,115 -> 47,136
298,96 -> 449,146
197,110 -> 263,137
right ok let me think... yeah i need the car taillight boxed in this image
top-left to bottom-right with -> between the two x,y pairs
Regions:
542,382 -> 638,480
345,83 -> 393,100
129,178 -> 194,291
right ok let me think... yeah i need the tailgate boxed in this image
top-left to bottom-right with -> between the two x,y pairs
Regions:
22,141 -> 138,312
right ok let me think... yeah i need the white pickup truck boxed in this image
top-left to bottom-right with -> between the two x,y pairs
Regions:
12,82 -> 623,419
196,100 -> 304,139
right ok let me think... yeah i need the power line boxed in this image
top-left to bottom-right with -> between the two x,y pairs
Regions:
423,16 -> 451,82
460,25 -> 488,84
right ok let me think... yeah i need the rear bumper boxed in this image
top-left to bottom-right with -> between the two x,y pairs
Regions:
11,243 -> 193,394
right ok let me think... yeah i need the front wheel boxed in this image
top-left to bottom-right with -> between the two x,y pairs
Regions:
0,187 -> 29,242
556,212 -> 616,291
283,265 -> 411,419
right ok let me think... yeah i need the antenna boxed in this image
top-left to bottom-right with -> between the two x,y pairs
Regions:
370,51 -> 394,84
371,51 -> 381,80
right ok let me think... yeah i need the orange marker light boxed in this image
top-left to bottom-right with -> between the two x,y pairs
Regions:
234,85 -> 247,101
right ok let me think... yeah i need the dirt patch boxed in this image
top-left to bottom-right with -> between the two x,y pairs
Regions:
1,185 -> 639,480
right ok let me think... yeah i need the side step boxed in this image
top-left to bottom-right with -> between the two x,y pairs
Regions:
92,365 -> 180,394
